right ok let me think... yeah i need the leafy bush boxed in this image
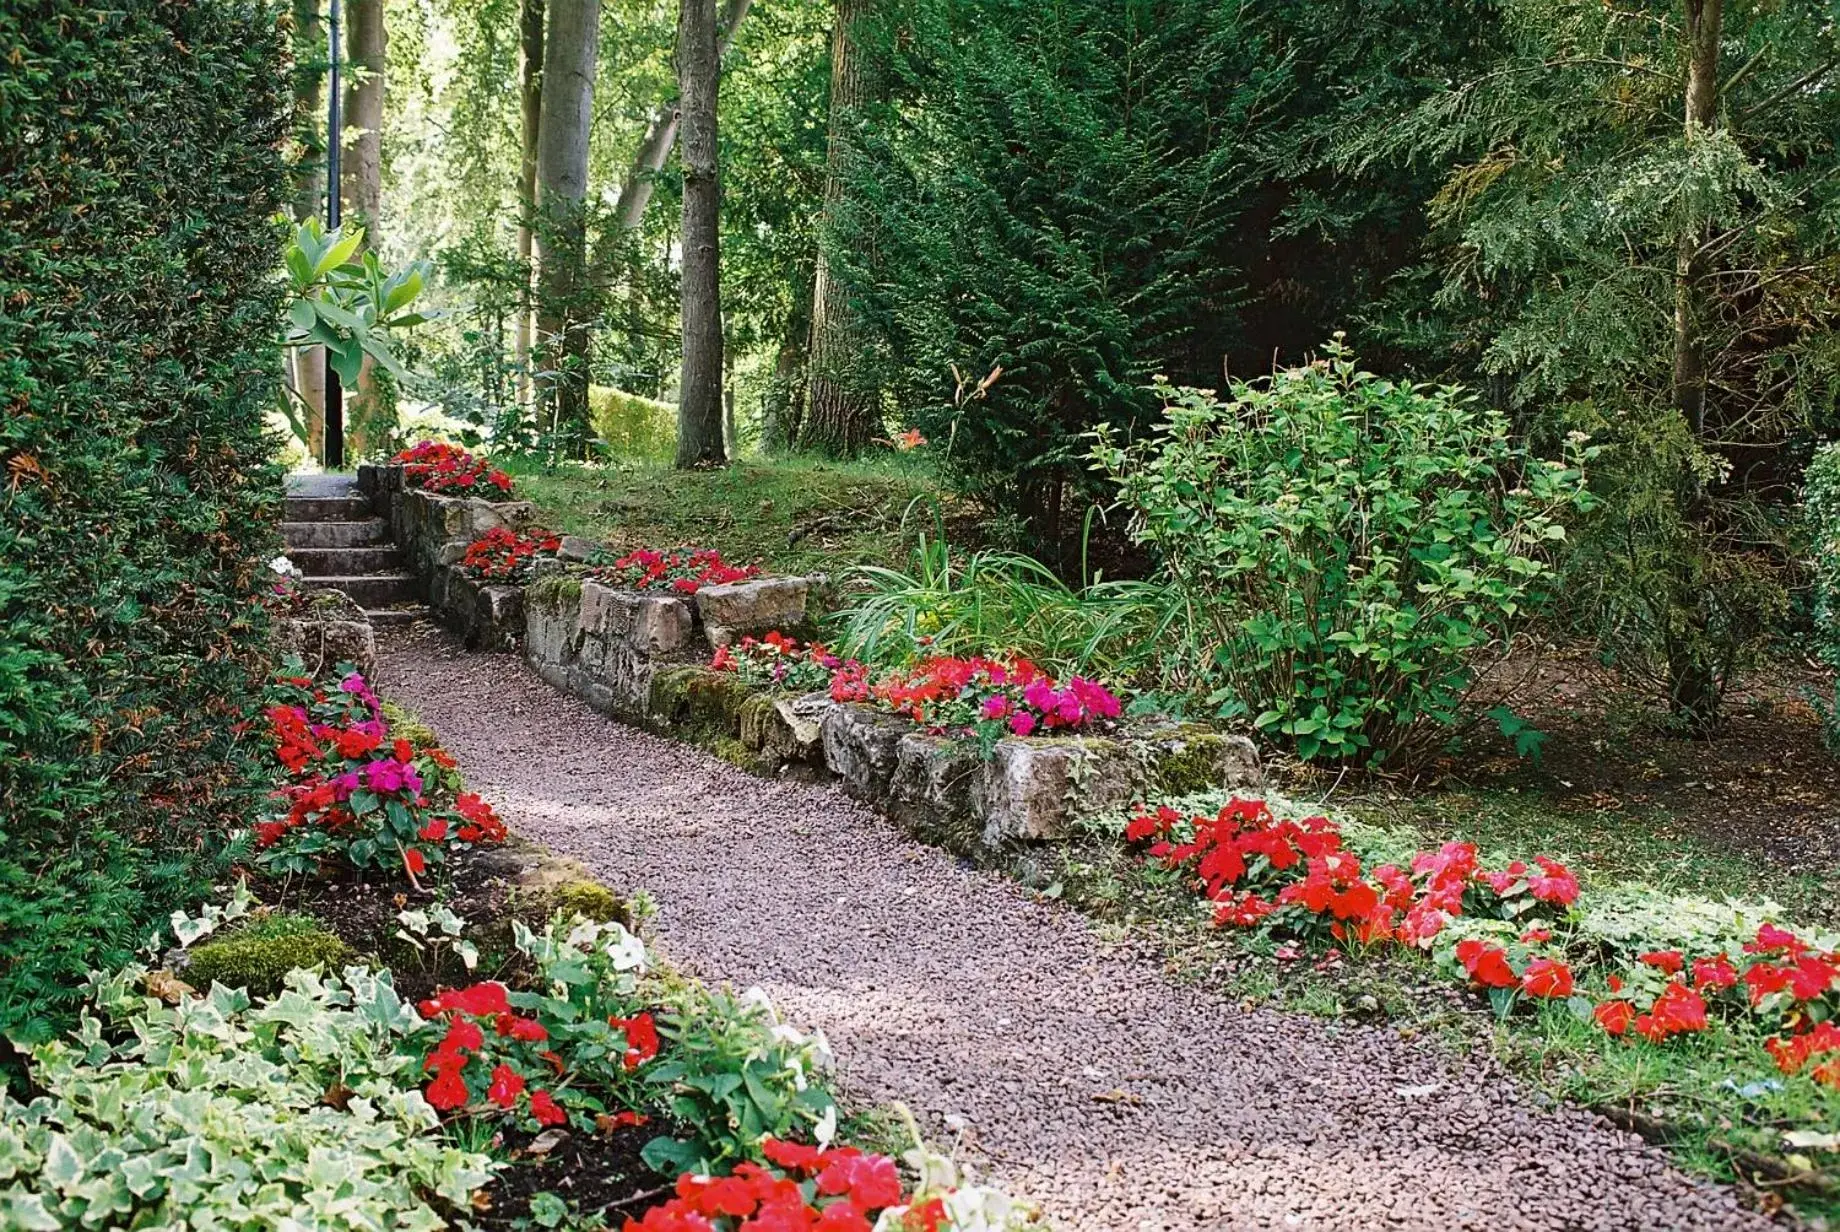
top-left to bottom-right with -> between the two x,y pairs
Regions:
590,386 -> 678,461
0,0 -> 287,1042
0,966 -> 490,1229
1807,443 -> 1840,750
1092,340 -> 1590,768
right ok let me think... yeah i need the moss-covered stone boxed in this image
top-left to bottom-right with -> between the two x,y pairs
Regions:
549,879 -> 628,925
737,691 -> 779,751
526,573 -> 585,607
648,665 -> 751,734
1146,727 -> 1263,796
184,914 -> 351,999
380,701 -> 442,752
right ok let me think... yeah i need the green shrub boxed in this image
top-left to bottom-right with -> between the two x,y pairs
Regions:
590,386 -> 677,461
1092,339 -> 1590,768
0,1 -> 287,1040
183,914 -> 352,999
1807,442 -> 1840,751
0,966 -> 488,1229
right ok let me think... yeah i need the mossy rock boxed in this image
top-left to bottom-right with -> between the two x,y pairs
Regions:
380,701 -> 442,752
1148,727 -> 1262,796
516,855 -> 633,928
549,879 -> 629,926
526,573 -> 585,607
649,665 -> 751,733
737,692 -> 779,751
184,914 -> 352,999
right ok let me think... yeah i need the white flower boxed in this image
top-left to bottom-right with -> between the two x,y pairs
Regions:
269,554 -> 300,577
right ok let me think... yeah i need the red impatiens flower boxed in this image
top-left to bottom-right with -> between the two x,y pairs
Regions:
1525,856 -> 1579,906
1637,950 -> 1684,975
426,1065 -> 470,1111
1634,981 -> 1708,1041
817,1150 -> 905,1209
487,1063 -> 526,1109
403,846 -> 427,878
611,1012 -> 660,1069
529,1088 -> 568,1126
1455,938 -> 1517,989
1594,999 -> 1635,1036
1520,958 -> 1575,999
1690,954 -> 1737,992
421,981 -> 512,1019
761,1137 -> 828,1173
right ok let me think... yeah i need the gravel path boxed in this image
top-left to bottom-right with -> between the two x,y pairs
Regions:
379,627 -> 1772,1232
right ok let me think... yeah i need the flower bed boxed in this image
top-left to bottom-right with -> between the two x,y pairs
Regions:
396,439 -> 516,499
460,526 -> 562,583
829,653 -> 1122,744
0,663 -> 1038,1230
1124,797 -> 1840,1089
591,545 -> 760,594
711,631 -> 847,693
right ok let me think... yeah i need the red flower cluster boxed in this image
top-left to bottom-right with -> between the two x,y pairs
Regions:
711,631 -> 849,693
395,439 -> 515,498
260,671 -> 505,880
830,654 -> 1122,738
1125,799 -> 1578,951
597,546 -> 760,595
625,1138 -> 910,1232
418,981 -> 570,1126
459,526 -> 562,581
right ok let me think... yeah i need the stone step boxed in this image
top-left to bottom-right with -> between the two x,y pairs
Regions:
365,607 -> 425,628
304,573 -> 418,608
288,546 -> 405,577
282,518 -> 389,549
283,494 -> 373,522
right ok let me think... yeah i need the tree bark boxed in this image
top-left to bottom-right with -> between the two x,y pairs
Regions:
515,0 -> 545,416
675,0 -> 726,468
344,0 -> 389,458
535,0 -> 601,454
1667,0 -> 1724,733
798,0 -> 880,456
613,0 -> 751,233
290,0 -> 325,456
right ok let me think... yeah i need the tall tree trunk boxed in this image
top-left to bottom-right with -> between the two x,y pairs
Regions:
798,0 -> 879,456
535,0 -> 601,455
613,0 -> 751,233
1667,0 -> 1724,733
291,0 -> 326,457
675,0 -> 726,468
343,0 -> 389,458
761,280 -> 812,452
515,0 -> 545,417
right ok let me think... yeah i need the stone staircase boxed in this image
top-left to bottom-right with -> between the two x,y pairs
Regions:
282,474 -> 422,625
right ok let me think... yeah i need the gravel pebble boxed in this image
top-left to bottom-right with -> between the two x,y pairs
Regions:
379,627 -> 1774,1232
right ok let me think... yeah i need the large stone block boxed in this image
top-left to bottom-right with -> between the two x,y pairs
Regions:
888,733 -> 983,847
445,574 -> 525,652
1143,726 -> 1263,795
738,691 -> 831,765
578,582 -> 692,654
523,584 -> 583,670
820,704 -> 916,803
278,617 -> 376,679
695,577 -> 810,646
648,665 -> 753,732
979,736 -> 1135,847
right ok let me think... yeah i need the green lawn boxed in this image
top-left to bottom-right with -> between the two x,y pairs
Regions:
500,455 -> 946,578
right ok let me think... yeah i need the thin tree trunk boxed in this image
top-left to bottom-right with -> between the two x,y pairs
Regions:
291,0 -> 326,455
344,0 -> 389,458
675,0 -> 726,468
799,0 -> 879,456
1667,0 -> 1724,733
613,0 -> 751,233
515,0 -> 545,416
761,282 -> 811,452
535,0 -> 601,455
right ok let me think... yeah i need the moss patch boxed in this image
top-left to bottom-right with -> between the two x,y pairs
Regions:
526,574 -> 584,607
548,879 -> 629,926
184,914 -> 352,999
1151,730 -> 1237,796
380,701 -> 442,752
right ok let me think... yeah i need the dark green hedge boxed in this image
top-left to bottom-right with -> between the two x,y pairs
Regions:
0,1 -> 288,1041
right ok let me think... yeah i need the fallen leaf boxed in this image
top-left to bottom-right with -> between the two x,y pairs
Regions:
143,970 -> 194,1005
1783,1130 -> 1840,1151
1092,1088 -> 1142,1105
525,1128 -> 569,1157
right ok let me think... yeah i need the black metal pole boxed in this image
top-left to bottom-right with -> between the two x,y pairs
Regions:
323,0 -> 345,469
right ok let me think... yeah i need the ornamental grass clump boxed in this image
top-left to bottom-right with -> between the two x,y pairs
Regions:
459,526 -> 562,582
395,439 -> 516,499
1092,337 -> 1591,770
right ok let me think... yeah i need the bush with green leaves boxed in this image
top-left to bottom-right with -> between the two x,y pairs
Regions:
0,0 -> 287,1044
0,965 -> 491,1230
1092,340 -> 1590,768
1807,442 -> 1840,751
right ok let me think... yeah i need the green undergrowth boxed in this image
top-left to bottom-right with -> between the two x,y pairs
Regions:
1347,786 -> 1836,925
1049,791 -> 1840,1222
498,455 -> 946,577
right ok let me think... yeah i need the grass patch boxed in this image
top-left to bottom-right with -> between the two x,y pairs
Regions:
499,455 -> 948,578
1344,786 -> 1836,923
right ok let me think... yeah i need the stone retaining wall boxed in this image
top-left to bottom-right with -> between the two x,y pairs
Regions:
358,463 -> 532,650
277,588 -> 376,678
